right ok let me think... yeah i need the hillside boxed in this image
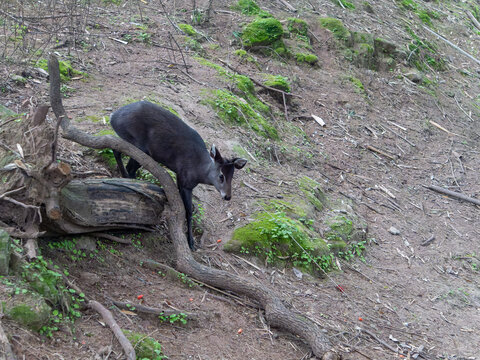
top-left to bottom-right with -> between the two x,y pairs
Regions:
1,0 -> 480,359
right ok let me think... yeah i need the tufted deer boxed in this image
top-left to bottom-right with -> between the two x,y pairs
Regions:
110,101 -> 247,250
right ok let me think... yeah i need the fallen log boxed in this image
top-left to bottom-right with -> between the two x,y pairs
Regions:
43,178 -> 167,234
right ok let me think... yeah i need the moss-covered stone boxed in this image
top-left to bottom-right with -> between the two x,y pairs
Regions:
319,17 -> 350,41
295,52 -> 319,66
287,18 -> 309,37
4,292 -> 51,331
203,89 -> 278,139
298,176 -> 327,211
242,17 -> 284,48
123,330 -> 166,359
226,211 -> 329,272
263,74 -> 291,93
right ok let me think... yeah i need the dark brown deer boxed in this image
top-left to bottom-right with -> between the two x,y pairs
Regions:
110,101 -> 247,250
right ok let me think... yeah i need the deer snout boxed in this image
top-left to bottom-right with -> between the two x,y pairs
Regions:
224,195 -> 231,201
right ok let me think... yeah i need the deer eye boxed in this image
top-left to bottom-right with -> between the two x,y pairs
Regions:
219,174 -> 225,182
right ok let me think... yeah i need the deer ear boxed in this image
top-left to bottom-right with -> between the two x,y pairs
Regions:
210,144 -> 223,162
234,158 -> 247,169
209,144 -> 216,161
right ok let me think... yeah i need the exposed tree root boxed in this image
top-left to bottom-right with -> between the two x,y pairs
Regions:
88,300 -> 135,360
48,55 -> 339,359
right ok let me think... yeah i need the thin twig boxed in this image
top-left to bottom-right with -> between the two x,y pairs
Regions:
422,25 -> 480,66
425,184 -> 480,206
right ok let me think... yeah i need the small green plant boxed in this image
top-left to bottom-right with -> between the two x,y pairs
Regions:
405,26 -> 446,71
159,312 -> 188,325
136,31 -> 151,44
177,272 -> 196,288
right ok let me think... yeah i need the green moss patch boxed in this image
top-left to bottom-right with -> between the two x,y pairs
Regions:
233,0 -> 260,15
4,292 -> 51,331
298,176 -> 327,211
123,330 -> 166,359
263,74 -> 291,93
242,17 -> 284,48
295,52 -> 319,66
225,176 -> 368,274
319,17 -> 350,41
226,211 -> 330,273
36,58 -> 85,82
178,23 -> 197,37
203,89 -> 278,139
287,18 -> 309,37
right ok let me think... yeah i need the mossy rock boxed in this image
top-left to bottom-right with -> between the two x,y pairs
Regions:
3,292 -> 51,331
298,176 -> 327,211
324,200 -> 368,245
225,211 -> 330,273
295,52 -> 319,66
287,18 -> 309,37
123,330 -> 166,359
319,17 -> 350,42
242,17 -> 284,48
263,74 -> 291,93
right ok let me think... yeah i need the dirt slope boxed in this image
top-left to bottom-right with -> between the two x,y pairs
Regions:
1,0 -> 480,359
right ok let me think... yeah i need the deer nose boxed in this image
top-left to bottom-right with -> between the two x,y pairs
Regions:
224,195 -> 231,201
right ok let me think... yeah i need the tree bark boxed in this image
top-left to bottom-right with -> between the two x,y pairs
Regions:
43,178 -> 166,234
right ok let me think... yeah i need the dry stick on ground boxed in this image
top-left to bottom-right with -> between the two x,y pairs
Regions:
425,184 -> 480,207
422,25 -> 480,66
89,301 -> 135,360
0,318 -> 16,360
48,54 -> 338,360
466,10 -> 480,31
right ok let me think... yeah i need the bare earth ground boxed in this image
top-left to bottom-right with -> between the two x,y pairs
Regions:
1,0 -> 480,359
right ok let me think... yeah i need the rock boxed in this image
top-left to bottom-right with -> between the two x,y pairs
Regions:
4,291 -> 51,331
79,272 -> 100,286
292,267 -> 303,280
405,71 -> 423,83
10,74 -> 27,85
388,226 -> 401,235
0,229 -> 11,275
76,235 -> 97,251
